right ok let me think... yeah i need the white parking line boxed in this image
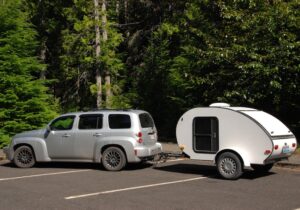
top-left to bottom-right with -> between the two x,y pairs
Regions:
0,169 -> 91,181
65,176 -> 207,200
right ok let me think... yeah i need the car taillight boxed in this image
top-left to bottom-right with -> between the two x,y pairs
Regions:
274,145 -> 279,150
136,132 -> 143,144
292,143 -> 296,148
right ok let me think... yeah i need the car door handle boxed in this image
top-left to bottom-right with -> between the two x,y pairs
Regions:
62,134 -> 71,138
93,133 -> 102,137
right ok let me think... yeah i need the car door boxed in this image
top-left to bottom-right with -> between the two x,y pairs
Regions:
46,115 -> 76,159
74,114 -> 104,159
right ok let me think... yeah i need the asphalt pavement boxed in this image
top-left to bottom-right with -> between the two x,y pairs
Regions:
0,158 -> 300,210
1,143 -> 300,210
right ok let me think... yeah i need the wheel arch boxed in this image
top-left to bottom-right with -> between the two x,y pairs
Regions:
13,143 -> 36,160
94,140 -> 136,163
215,149 -> 244,168
101,144 -> 128,162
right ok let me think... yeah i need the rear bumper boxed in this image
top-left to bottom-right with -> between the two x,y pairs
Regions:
265,137 -> 297,164
135,143 -> 162,158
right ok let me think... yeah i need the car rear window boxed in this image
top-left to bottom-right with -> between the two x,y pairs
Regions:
79,114 -> 103,129
109,114 -> 131,129
139,113 -> 154,128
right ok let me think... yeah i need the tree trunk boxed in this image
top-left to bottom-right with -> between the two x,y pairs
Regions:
116,0 -> 119,17
101,0 -> 112,108
39,39 -> 47,79
102,0 -> 108,41
94,0 -> 102,109
105,72 -> 111,108
124,0 -> 128,24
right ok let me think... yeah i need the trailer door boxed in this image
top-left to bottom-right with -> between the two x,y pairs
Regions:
193,117 -> 219,153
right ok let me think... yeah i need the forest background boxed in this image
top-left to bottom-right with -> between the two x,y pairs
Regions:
0,0 -> 299,147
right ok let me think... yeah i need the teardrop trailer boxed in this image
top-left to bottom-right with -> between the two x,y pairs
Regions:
171,103 -> 298,179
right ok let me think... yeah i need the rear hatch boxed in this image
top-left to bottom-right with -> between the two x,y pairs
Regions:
139,113 -> 157,145
242,110 -> 297,158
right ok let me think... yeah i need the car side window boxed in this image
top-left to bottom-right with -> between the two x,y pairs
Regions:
79,114 -> 103,129
50,116 -> 75,131
109,114 -> 131,129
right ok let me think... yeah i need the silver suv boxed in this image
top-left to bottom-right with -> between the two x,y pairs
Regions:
3,110 -> 162,171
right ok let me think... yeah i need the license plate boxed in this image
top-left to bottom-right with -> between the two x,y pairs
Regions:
282,146 -> 290,154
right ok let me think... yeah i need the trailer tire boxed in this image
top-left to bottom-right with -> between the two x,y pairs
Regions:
217,152 -> 243,180
251,164 -> 273,173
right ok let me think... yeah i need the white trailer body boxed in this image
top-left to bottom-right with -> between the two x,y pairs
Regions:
176,104 -> 297,179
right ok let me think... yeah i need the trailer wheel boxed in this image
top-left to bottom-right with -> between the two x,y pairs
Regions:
217,152 -> 243,180
251,164 -> 274,173
102,147 -> 127,171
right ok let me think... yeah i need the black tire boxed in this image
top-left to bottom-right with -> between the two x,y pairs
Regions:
13,146 -> 36,168
251,164 -> 274,173
102,147 -> 127,171
217,152 -> 243,180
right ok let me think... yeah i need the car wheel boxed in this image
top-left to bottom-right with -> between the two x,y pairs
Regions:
13,146 -> 36,168
217,152 -> 243,180
251,163 -> 274,173
102,147 -> 126,171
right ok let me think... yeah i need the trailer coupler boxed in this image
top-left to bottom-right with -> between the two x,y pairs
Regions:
150,152 -> 189,167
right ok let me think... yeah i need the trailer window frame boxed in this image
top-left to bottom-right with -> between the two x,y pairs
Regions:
192,117 -> 219,154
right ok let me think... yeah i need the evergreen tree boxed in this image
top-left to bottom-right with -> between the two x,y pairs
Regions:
0,0 -> 58,147
135,0 -> 300,137
60,0 -> 124,110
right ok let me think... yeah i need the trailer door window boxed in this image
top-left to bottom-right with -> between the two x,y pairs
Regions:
193,117 -> 219,153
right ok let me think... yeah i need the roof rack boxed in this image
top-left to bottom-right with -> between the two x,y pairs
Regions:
86,108 -> 133,112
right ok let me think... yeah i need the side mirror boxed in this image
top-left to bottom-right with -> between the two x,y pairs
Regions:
46,125 -> 51,131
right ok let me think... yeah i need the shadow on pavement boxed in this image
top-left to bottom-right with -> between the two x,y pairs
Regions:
0,161 -> 153,171
153,163 -> 276,180
1,160 -> 276,179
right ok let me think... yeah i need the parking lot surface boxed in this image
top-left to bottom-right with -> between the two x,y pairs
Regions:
0,159 -> 300,210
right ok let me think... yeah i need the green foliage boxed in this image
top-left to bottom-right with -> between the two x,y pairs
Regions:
0,0 -> 299,142
0,0 -> 58,147
58,0 -> 124,110
131,0 -> 300,138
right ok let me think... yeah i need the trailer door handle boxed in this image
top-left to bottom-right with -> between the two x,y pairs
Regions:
93,133 -> 102,137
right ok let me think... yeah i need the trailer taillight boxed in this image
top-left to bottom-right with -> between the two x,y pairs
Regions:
292,143 -> 296,148
264,150 -> 271,155
274,145 -> 279,150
